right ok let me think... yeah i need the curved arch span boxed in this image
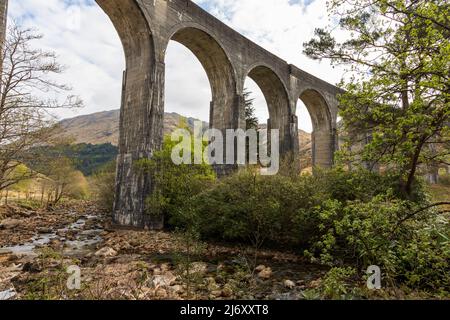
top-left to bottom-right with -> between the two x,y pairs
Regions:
167,26 -> 237,130
246,65 -> 292,154
298,89 -> 333,168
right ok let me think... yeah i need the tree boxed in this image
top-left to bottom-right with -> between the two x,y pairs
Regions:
91,160 -> 117,211
244,88 -> 258,130
136,133 -> 215,228
304,0 -> 449,197
0,24 -> 82,192
40,156 -> 87,206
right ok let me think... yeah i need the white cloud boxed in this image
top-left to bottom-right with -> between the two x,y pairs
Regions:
7,0 -> 344,132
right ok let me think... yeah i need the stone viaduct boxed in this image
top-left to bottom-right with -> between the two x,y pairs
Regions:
0,0 -> 342,229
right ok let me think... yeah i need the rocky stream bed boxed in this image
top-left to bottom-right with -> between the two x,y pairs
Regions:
0,203 -> 328,300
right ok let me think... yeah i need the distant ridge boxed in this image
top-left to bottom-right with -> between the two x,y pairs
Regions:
57,109 -> 311,156
57,109 -> 208,146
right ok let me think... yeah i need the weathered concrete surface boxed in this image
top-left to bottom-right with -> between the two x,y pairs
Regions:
0,0 -> 7,77
104,0 -> 342,229
0,0 -> 6,45
0,0 -> 342,229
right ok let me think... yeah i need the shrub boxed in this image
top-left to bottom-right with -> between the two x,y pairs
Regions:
137,135 -> 216,227
91,161 -> 116,211
306,193 -> 450,293
321,267 -> 359,300
182,168 -> 332,248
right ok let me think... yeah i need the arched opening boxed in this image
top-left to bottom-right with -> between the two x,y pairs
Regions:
165,41 -> 211,126
298,89 -> 333,169
243,77 -> 269,128
167,27 -> 236,131
245,66 -> 291,154
296,100 -> 314,174
97,0 -> 155,153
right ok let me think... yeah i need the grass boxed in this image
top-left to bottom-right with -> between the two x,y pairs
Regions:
429,183 -> 450,211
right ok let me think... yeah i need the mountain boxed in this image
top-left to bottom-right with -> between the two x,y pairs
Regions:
57,109 -> 312,161
57,110 -> 208,146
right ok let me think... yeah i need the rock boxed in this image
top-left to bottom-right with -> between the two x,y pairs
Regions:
284,280 -> 296,289
94,247 -> 117,257
258,267 -> 273,279
207,282 -> 220,292
160,263 -> 171,272
152,272 -> 177,288
309,279 -> 322,289
23,261 -> 42,273
153,268 -> 162,275
222,285 -> 233,298
19,210 -> 33,218
0,249 -> 13,256
0,219 -> 21,230
155,288 -> 168,298
37,227 -> 52,234
188,262 -> 207,275
169,285 -> 184,294
206,277 -> 216,284
0,288 -> 16,300
255,265 -> 266,272
56,230 -> 67,237
211,290 -> 222,297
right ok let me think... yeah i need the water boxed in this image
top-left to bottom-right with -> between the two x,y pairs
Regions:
0,288 -> 16,300
1,215 -> 104,257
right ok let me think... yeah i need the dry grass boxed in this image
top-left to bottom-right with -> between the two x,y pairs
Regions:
429,183 -> 450,211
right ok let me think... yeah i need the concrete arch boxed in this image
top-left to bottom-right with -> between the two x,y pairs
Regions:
245,65 -> 292,153
298,88 -> 334,168
165,25 -> 237,130
0,0 -> 341,229
96,0 -> 159,228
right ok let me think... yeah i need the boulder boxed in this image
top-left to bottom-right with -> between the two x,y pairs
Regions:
0,219 -> 21,230
284,280 -> 296,289
0,249 -> 12,256
37,227 -> 53,234
94,247 -> 117,258
255,265 -> 266,272
222,285 -> 233,298
152,272 -> 177,288
155,288 -> 168,298
258,267 -> 273,279
169,285 -> 184,294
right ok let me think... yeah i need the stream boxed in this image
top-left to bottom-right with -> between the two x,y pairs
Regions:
1,214 -> 104,258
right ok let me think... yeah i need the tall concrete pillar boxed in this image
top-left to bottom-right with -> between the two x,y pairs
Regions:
113,59 -> 165,229
96,0 -> 163,229
0,0 -> 7,81
0,0 -> 6,46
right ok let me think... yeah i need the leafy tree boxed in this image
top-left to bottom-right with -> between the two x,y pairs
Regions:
91,160 -> 117,211
30,143 -> 118,176
244,88 -> 258,130
304,0 -> 449,197
136,134 -> 216,227
42,156 -> 87,206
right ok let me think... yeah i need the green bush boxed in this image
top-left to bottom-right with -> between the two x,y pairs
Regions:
186,168 -> 324,247
321,267 -> 359,300
137,135 -> 216,227
179,168 -> 419,248
139,144 -> 448,293
306,193 -> 450,293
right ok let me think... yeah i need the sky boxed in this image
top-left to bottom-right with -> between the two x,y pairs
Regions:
7,0 -> 343,133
